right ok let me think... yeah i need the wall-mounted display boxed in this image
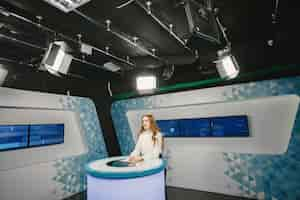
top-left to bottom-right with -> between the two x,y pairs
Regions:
156,115 -> 249,137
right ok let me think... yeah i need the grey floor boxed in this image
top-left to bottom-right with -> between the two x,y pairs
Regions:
64,186 -> 255,200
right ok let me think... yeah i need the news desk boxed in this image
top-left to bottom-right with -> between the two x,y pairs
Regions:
85,156 -> 166,200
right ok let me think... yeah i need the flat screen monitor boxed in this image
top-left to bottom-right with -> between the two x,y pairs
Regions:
211,115 -> 249,137
179,119 -> 211,137
0,125 -> 28,151
29,124 -> 64,147
156,120 -> 180,137
156,115 -> 249,137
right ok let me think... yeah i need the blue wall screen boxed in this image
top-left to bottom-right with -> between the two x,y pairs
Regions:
157,115 -> 249,137
29,124 -> 64,147
0,124 -> 64,151
0,125 -> 28,151
211,116 -> 249,137
156,120 -> 180,137
179,119 -> 211,137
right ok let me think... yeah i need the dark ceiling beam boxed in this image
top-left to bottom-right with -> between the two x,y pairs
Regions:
0,6 -> 135,67
73,9 -> 166,64
0,33 -> 46,51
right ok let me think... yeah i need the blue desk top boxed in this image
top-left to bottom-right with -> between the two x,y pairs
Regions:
85,156 -> 166,179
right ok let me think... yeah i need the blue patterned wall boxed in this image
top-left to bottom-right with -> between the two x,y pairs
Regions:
52,96 -> 108,196
111,76 -> 300,200
222,78 -> 300,200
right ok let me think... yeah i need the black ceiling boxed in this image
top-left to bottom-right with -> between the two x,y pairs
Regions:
0,0 -> 299,91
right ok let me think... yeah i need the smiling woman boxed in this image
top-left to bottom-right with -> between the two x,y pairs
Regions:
128,114 -> 164,163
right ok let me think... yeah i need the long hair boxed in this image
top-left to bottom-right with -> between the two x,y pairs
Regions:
139,114 -> 160,145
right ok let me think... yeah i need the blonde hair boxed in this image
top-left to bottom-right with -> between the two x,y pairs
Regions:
139,114 -> 160,145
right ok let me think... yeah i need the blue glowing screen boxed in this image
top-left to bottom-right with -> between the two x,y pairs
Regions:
0,125 -> 28,151
29,124 -> 64,147
0,124 -> 64,151
157,115 -> 249,137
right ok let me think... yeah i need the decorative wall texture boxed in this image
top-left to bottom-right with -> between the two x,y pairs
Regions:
53,96 -> 108,196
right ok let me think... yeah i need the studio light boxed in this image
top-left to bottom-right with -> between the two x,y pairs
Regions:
0,64 -> 8,86
103,62 -> 121,72
136,75 -> 157,91
41,41 -> 73,77
215,49 -> 239,80
43,0 -> 91,13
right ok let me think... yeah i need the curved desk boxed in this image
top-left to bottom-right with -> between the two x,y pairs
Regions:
85,156 -> 166,200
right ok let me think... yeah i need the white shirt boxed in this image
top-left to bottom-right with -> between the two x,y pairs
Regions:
130,130 -> 163,161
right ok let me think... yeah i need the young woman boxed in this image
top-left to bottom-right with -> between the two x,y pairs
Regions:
128,114 -> 163,163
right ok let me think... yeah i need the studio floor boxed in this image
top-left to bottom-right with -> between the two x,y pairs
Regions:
64,186 -> 255,200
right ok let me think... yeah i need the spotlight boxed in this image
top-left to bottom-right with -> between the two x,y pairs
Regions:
0,64 -> 8,86
215,49 -> 239,80
41,41 -> 73,77
43,0 -> 91,13
136,75 -> 157,91
103,62 -> 121,72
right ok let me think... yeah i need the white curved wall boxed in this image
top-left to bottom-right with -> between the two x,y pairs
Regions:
0,87 -> 103,200
0,107 -> 87,171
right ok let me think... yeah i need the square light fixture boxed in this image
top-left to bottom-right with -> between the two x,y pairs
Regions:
136,75 -> 157,91
40,41 -> 73,76
103,62 -> 121,72
43,0 -> 91,13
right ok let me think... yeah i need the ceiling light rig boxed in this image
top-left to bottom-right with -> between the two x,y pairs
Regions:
116,1 -> 194,55
42,0 -> 92,13
0,30 -> 128,76
77,33 -> 82,43
215,48 -> 239,80
105,46 -> 110,54
0,7 -> 134,68
134,0 -> 195,57
126,56 -> 131,63
133,36 -> 139,45
36,15 -> 43,27
169,24 -> 174,33
105,19 -> 111,32
151,48 -> 156,56
73,9 -> 165,63
215,15 -> 240,80
41,41 -> 73,77
0,34 -> 86,78
267,0 -> 280,47
146,1 -> 152,15
116,0 -> 136,9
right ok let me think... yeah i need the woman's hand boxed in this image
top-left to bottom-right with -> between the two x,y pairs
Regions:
128,156 -> 144,163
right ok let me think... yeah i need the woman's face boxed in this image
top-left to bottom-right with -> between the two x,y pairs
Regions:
142,116 -> 151,130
